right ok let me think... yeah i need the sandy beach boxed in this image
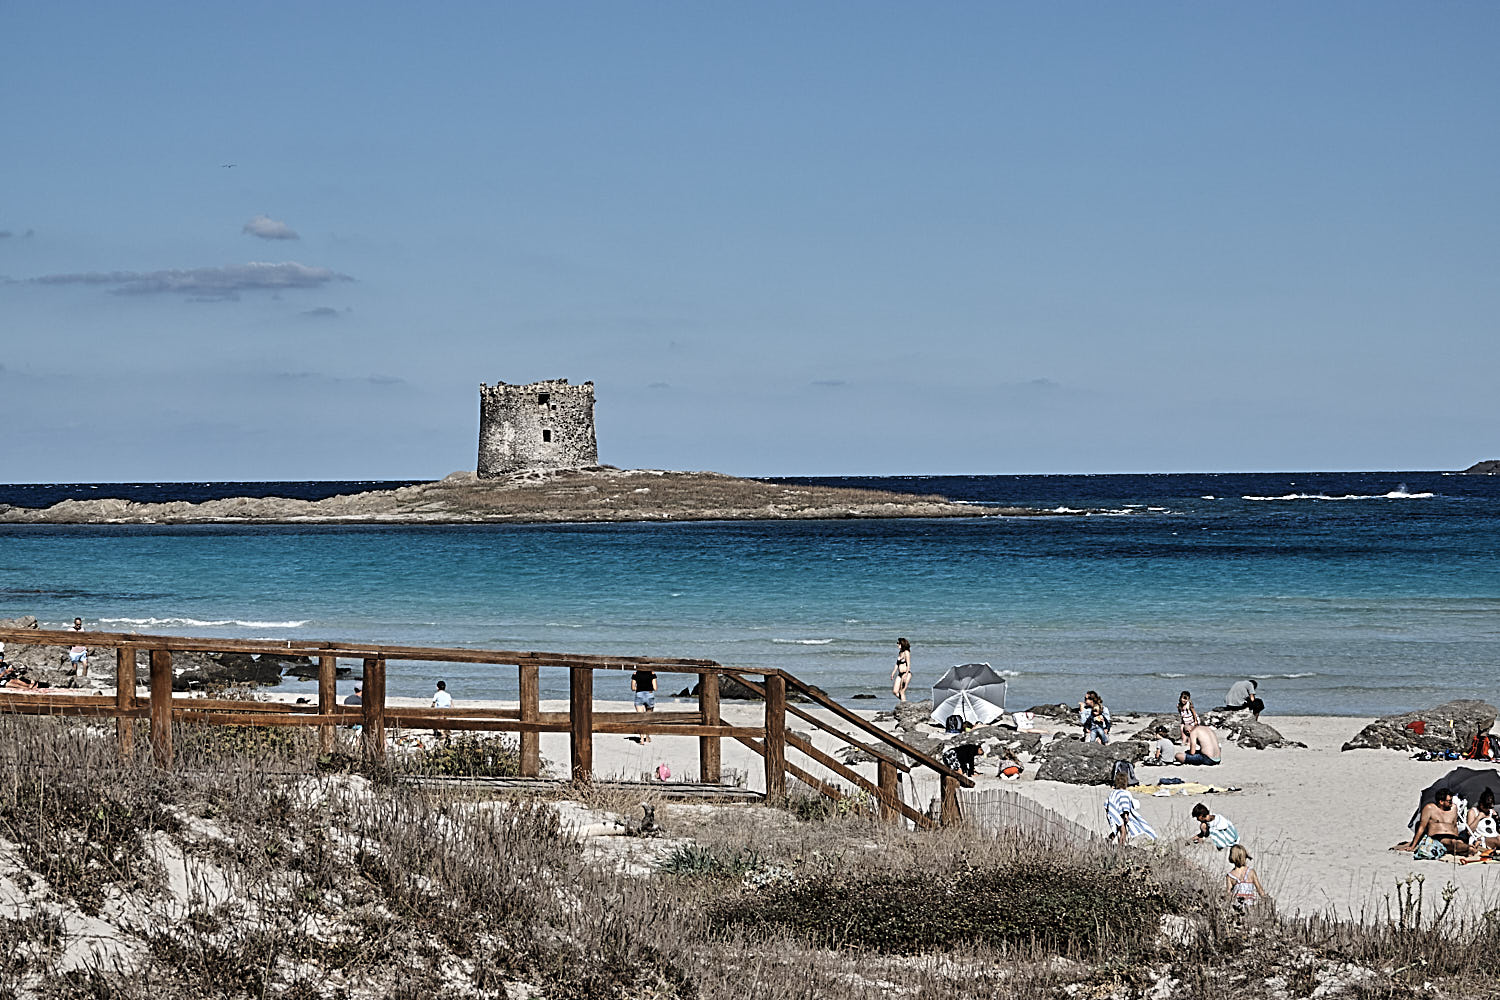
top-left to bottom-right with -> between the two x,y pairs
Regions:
347,694 -> 1500,922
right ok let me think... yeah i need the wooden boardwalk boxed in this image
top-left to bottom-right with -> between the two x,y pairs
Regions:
0,626 -> 973,827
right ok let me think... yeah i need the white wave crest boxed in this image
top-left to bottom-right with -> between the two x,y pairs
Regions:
1241,491 -> 1435,502
98,616 -> 309,629
771,638 -> 835,645
1157,672 -> 1187,678
1251,672 -> 1318,679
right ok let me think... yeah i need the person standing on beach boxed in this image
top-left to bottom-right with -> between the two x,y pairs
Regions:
1226,679 -> 1265,720
66,617 -> 89,678
1105,761 -> 1155,845
631,668 -> 657,744
891,638 -> 912,701
1079,690 -> 1112,744
431,680 -> 452,742
1225,845 -> 1265,909
1177,691 -> 1200,743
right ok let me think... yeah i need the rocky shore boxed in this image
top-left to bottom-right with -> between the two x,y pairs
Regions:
0,468 -> 1068,526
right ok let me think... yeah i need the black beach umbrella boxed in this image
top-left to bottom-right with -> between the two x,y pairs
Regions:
1408,767 -> 1500,828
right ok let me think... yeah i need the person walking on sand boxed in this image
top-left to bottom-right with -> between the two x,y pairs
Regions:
891,638 -> 912,701
631,668 -> 658,744
1225,845 -> 1266,910
1177,691 -> 1201,743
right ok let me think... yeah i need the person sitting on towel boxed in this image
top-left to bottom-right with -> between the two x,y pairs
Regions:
1466,789 -> 1500,851
1394,787 -> 1472,856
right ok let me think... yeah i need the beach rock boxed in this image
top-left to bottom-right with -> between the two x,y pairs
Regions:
281,657 -> 347,680
1035,739 -> 1146,785
1026,703 -> 1075,721
669,674 -> 825,703
172,652 -> 284,691
1341,700 -> 1497,753
892,700 -> 936,732
1209,712 -> 1305,750
1130,711 -> 1303,750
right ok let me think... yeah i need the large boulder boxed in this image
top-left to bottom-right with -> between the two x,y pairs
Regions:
1130,711 -> 1303,750
669,674 -> 827,703
1035,739 -> 1147,785
1342,700 -> 1497,753
172,652 -> 284,691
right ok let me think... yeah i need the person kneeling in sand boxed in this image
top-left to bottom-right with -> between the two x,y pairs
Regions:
1189,802 -> 1239,850
1175,725 -> 1222,766
1395,787 -> 1472,857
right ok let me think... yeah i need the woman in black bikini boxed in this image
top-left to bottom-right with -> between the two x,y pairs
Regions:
891,637 -> 912,701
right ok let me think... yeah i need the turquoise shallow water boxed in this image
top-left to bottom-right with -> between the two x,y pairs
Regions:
1,471 -> 1496,715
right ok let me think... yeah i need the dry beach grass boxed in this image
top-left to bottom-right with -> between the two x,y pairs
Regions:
0,716 -> 1498,999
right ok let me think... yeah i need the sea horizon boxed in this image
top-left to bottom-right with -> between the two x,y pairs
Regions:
3,469 -> 1497,719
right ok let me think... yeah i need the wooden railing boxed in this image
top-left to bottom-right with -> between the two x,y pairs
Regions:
0,627 -> 971,826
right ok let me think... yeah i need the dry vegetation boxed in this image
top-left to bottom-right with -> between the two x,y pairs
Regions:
0,718 -> 1497,999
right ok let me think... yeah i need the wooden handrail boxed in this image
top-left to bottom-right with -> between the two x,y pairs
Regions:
0,628 -> 720,671
779,671 -> 975,788
0,628 -> 971,825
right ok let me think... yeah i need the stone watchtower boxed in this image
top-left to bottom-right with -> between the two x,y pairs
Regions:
477,379 -> 598,477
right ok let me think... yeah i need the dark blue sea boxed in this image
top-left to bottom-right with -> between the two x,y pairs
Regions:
1,471 -> 1496,716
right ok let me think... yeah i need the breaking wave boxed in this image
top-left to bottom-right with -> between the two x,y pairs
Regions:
97,616 -> 309,629
1242,491 -> 1434,501
772,638 -> 835,645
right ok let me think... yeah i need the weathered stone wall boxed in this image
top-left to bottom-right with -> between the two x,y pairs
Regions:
477,379 -> 598,477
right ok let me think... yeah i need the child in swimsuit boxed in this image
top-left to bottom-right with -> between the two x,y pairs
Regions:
1225,844 -> 1265,909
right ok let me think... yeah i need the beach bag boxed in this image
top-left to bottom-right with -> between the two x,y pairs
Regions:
1466,732 -> 1494,760
1414,836 -> 1447,861
945,714 -> 964,734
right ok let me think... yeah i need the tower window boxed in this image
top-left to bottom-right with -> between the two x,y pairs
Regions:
537,393 -> 550,405
542,429 -> 553,443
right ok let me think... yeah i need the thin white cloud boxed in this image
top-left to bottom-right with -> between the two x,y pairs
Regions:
243,214 -> 299,240
31,262 -> 351,299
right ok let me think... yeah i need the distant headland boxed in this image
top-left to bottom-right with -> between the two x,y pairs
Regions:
0,468 -> 1068,525
1462,459 -> 1500,474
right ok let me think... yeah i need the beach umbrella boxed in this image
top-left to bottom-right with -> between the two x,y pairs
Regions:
1408,767 -> 1500,828
930,663 -> 1008,726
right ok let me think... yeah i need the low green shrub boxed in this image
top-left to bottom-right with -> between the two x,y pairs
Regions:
400,733 -> 525,777
710,855 -> 1180,956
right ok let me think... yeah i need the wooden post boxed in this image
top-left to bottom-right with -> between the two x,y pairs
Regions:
878,758 -> 899,823
569,665 -> 593,784
362,658 -> 386,765
115,646 -> 136,760
519,663 -> 540,777
317,655 -> 337,755
763,673 -> 786,799
940,774 -> 962,826
698,671 -> 721,783
149,649 -> 173,768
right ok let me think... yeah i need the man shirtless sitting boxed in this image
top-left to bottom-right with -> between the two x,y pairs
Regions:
1175,725 -> 1222,766
1394,787 -> 1472,856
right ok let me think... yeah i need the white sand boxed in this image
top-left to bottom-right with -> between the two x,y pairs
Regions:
258,693 -> 1500,919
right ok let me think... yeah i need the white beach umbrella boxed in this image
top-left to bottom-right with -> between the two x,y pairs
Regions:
930,662 -> 1008,726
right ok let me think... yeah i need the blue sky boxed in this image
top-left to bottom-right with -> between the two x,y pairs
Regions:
3,2 -> 1496,481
